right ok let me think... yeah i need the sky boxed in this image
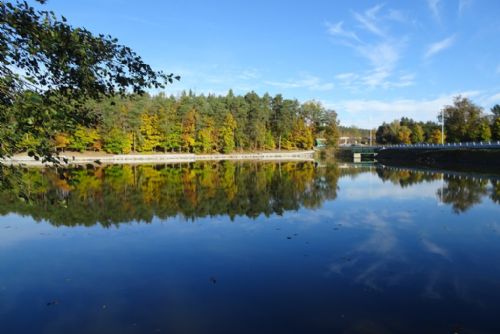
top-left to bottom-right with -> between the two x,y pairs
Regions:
34,0 -> 500,128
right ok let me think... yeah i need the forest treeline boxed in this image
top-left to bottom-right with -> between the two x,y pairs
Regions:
376,97 -> 500,145
14,90 -> 340,155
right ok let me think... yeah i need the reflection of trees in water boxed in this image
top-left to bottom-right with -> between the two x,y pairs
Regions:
438,178 -> 488,213
2,163 -> 498,225
0,162 -> 340,227
376,167 -> 441,188
377,166 -> 499,213
491,180 -> 500,204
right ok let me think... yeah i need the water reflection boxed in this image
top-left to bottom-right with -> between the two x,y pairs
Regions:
0,162 -> 499,226
1,162 -> 500,333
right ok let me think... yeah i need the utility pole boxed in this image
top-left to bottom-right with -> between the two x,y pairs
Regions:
441,108 -> 444,145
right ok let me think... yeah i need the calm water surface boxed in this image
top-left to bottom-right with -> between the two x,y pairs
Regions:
1,162 -> 499,334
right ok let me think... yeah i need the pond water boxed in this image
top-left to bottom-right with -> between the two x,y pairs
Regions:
1,161 -> 500,334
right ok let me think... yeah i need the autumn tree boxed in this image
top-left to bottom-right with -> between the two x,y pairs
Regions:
220,113 -> 237,153
398,126 -> 412,144
429,129 -> 445,144
138,112 -> 161,152
181,109 -> 197,152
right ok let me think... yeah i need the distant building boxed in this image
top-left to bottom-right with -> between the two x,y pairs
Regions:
339,136 -> 372,146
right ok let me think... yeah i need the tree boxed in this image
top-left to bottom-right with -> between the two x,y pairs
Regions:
478,118 -> 491,141
69,126 -> 100,152
53,133 -> 69,152
0,0 -> 177,161
196,117 -> 217,153
181,109 -> 197,152
323,110 -> 340,147
397,126 -> 412,144
491,104 -> 500,117
271,95 -> 295,150
220,113 -> 237,153
440,96 -> 483,142
291,118 -> 314,149
410,124 -> 424,143
103,129 -> 131,154
492,116 -> 500,141
429,129 -> 445,144
138,113 -> 161,152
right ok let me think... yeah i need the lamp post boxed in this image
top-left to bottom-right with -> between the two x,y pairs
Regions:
441,108 -> 444,145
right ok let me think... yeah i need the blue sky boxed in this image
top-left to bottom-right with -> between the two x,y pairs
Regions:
36,0 -> 500,127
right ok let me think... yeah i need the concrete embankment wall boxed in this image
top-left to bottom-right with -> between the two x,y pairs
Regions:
2,151 -> 316,166
377,148 -> 500,171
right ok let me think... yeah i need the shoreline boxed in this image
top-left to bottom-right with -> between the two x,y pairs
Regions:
1,150 -> 316,166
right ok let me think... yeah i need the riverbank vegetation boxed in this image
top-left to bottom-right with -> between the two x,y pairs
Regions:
375,97 -> 500,145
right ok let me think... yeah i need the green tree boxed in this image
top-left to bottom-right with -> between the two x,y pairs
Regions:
492,116 -> 500,141
196,117 -> 217,153
0,0 -> 177,161
477,118 -> 492,141
103,129 -> 131,154
410,124 -> 424,143
69,126 -> 100,152
323,110 -> 340,147
440,96 -> 483,142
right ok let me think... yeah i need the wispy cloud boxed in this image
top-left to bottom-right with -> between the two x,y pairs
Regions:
325,21 -> 360,41
336,69 -> 415,90
427,0 -> 441,22
353,4 -> 386,37
265,74 -> 334,91
326,4 -> 411,90
424,35 -> 456,59
484,92 -> 500,105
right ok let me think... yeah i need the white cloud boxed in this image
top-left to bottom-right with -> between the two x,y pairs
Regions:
327,91 -> 481,128
264,74 -> 334,91
357,41 -> 400,70
424,35 -> 456,59
484,92 -> 500,105
326,5 -> 411,90
427,0 -> 441,22
325,21 -> 360,41
335,69 -> 415,91
353,4 -> 386,37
